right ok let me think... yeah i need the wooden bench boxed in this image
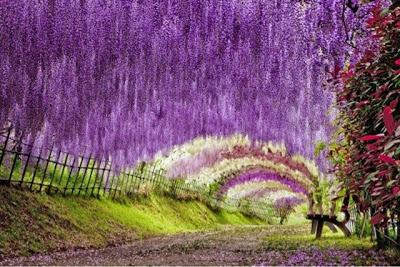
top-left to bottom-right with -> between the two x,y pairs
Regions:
307,213 -> 351,238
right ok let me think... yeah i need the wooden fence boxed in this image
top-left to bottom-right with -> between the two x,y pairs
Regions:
0,127 -> 272,218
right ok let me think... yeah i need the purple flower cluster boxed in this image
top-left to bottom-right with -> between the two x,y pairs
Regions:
286,248 -> 350,266
219,170 -> 309,196
243,187 -> 284,200
0,0 -> 384,169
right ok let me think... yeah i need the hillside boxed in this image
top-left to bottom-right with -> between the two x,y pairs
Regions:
0,186 -> 263,259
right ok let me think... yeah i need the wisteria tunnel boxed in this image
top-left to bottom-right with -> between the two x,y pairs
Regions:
0,0 -> 400,265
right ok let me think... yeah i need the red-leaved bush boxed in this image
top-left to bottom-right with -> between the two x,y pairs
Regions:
332,5 -> 400,235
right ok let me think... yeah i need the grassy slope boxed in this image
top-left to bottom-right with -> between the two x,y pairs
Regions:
0,186 -> 263,258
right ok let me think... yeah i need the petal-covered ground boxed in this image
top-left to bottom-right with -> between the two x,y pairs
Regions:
1,224 -> 399,266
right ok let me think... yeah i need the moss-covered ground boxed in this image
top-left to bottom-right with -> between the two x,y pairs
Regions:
0,186 -> 263,258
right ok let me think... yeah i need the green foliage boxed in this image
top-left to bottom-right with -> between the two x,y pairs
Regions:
313,141 -> 327,157
353,212 -> 373,238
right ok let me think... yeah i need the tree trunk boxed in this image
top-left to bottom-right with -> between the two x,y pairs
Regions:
308,196 -> 314,215
375,225 -> 386,249
397,211 -> 400,244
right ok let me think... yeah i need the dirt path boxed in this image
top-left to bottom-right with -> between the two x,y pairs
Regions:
0,225 -> 398,266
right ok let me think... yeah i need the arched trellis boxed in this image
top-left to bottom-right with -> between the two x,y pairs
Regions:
221,178 -> 307,209
189,159 -> 316,198
159,136 -> 320,187
158,136 -> 324,220
187,157 -> 316,190
217,169 -> 310,197
224,183 -> 303,220
205,165 -> 312,205
203,167 -> 308,224
158,136 -> 337,224
221,145 -> 318,183
207,165 -> 352,238
226,180 -> 299,201
157,136 -> 343,229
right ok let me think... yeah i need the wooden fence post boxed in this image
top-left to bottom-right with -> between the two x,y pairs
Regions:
71,154 -> 86,195
91,159 -> 104,197
133,171 -> 140,192
7,148 -> 20,185
103,162 -> 112,196
109,174 -> 117,198
19,144 -> 33,186
39,146 -> 53,192
57,153 -> 69,193
113,173 -> 123,199
122,172 -> 128,196
64,156 -> 76,195
123,172 -> 131,196
119,171 -> 127,197
84,158 -> 96,196
0,127 -> 11,169
78,154 -> 92,196
47,150 -> 62,193
129,171 -> 136,195
30,147 -> 43,191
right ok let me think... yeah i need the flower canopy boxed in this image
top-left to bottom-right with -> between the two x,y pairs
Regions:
0,0 -> 376,170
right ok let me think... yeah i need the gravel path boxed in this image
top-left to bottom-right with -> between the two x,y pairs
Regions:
1,225 -> 398,266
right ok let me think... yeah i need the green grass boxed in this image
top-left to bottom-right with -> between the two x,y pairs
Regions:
0,186 -> 264,258
263,224 -> 373,251
286,205 -> 308,225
